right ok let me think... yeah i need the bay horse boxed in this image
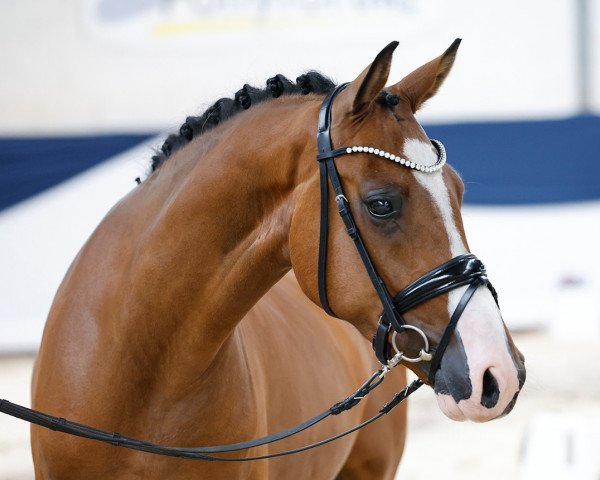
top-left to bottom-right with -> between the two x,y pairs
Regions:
30,40 -> 526,479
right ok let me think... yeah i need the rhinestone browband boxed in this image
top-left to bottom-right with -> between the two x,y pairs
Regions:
342,139 -> 446,173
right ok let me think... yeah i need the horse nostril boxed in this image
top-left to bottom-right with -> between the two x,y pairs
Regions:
481,369 -> 500,409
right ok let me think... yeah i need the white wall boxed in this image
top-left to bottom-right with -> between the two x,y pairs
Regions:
0,0 -> 596,135
0,140 -> 155,352
2,0 -> 600,352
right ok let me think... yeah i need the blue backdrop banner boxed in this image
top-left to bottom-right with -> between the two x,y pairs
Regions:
0,134 -> 152,211
425,115 -> 600,205
1,116 -> 599,211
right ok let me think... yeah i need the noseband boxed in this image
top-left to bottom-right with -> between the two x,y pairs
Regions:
316,83 -> 498,385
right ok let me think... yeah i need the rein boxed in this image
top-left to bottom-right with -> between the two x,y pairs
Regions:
0,368 -> 422,461
0,84 -> 497,461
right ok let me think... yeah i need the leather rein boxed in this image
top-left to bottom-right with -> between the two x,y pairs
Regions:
0,84 -> 497,461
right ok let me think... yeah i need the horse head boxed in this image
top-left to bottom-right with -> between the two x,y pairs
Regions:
290,40 -> 526,422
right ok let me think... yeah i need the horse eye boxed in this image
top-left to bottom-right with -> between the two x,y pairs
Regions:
367,199 -> 394,218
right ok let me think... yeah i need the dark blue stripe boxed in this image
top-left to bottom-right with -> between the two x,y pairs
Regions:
1,116 -> 599,210
0,134 -> 153,211
425,115 -> 600,204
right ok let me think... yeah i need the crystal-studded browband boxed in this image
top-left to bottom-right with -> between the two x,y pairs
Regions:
317,139 -> 446,174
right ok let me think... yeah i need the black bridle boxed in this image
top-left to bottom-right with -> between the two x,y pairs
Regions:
0,83 -> 498,462
316,83 -> 498,385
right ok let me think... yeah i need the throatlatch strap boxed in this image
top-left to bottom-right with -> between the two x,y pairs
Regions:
316,83 -> 348,317
317,160 -> 335,317
316,83 -> 403,331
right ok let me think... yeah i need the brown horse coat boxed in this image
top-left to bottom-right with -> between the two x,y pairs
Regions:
30,40 -> 524,479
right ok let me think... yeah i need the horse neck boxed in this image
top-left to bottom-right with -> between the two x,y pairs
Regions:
119,98 -> 317,377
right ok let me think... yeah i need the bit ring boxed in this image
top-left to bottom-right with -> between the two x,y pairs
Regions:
391,325 -> 432,363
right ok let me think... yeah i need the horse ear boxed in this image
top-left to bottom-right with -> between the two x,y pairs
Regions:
390,38 -> 461,113
340,41 -> 398,115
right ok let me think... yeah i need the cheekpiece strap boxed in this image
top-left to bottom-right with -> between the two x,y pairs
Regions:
316,84 -> 403,332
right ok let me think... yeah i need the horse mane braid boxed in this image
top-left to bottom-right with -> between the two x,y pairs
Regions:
150,71 -> 336,172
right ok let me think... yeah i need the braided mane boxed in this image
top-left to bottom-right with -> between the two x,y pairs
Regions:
150,72 -> 336,171
150,72 -> 401,172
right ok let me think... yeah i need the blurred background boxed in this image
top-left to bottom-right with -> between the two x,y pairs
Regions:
1,0 -> 599,479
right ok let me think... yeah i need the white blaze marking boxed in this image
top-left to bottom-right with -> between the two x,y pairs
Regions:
403,138 -> 520,421
403,139 -> 466,257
